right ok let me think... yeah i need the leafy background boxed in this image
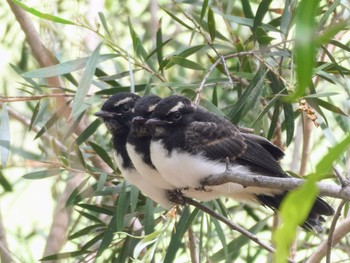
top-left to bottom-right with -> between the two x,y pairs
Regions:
0,0 -> 349,262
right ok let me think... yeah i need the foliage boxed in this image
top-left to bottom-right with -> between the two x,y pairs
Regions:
0,0 -> 349,262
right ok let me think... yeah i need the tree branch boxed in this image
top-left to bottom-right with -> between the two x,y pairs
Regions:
306,215 -> 350,263
202,171 -> 350,201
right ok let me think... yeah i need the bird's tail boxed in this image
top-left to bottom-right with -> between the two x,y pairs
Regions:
257,193 -> 334,232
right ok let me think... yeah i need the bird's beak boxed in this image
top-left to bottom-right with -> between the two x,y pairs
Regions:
132,116 -> 146,124
94,111 -> 115,119
145,118 -> 164,126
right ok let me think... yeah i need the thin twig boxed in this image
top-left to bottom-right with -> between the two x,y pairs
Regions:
202,171 -> 350,201
194,51 -> 256,104
188,226 -> 199,263
306,216 -> 350,263
333,165 -> 349,188
326,200 -> 347,263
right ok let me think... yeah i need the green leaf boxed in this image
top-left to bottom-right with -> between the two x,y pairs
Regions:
164,207 -> 199,262
11,0 -> 76,25
35,101 -> 69,140
76,119 -> 102,145
77,204 -> 114,216
200,0 -> 209,21
89,141 -> 116,171
97,196 -> 123,257
161,8 -> 193,30
23,168 -> 61,180
227,66 -> 267,122
22,54 -> 117,78
128,18 -> 150,65
98,12 -> 111,37
282,103 -> 295,146
207,7 -> 216,42
241,0 -> 254,19
65,177 -> 91,206
315,134 -> 350,175
165,56 -> 205,71
69,223 -> 105,240
253,0 -> 273,33
0,170 -> 12,192
72,42 -> 103,119
40,251 -> 87,261
0,106 -> 10,166
94,84 -> 148,95
316,98 -> 347,116
274,179 -> 319,262
291,0 -> 319,100
211,219 -> 267,261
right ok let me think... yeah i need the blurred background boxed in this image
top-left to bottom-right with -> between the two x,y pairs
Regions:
0,0 -> 349,262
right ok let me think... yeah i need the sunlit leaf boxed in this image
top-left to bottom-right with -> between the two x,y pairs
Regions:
12,0 -> 76,25
23,168 -> 62,180
72,42 -> 103,119
291,0 -> 319,100
0,106 -> 10,166
21,54 -> 117,78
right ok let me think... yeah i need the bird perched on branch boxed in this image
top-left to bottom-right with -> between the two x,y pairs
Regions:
146,95 -> 334,231
127,95 -> 230,203
95,92 -> 173,209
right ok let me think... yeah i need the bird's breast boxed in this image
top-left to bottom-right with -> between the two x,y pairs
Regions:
126,143 -> 174,189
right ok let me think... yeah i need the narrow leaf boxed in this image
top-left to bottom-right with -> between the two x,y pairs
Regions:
22,54 -> 117,78
227,67 -> 267,122
72,42 -> 103,119
89,141 -> 116,171
166,56 -> 205,71
76,119 -> 102,145
207,8 -> 216,42
291,0 -> 319,100
23,168 -> 61,180
161,8 -> 193,30
0,171 -> 12,192
12,0 -> 76,25
200,0 -> 209,21
0,106 -> 10,166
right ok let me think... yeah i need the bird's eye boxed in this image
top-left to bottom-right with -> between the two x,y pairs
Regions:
172,112 -> 181,120
121,104 -> 130,112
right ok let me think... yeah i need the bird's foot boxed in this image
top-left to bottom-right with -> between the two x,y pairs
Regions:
167,189 -> 186,206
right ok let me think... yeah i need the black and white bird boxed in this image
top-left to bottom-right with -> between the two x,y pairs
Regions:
95,92 -> 172,209
127,95 -> 227,203
146,95 -> 334,231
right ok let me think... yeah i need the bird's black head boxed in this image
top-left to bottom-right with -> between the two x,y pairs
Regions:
146,95 -> 196,137
129,95 -> 162,137
95,92 -> 140,134
134,95 -> 162,121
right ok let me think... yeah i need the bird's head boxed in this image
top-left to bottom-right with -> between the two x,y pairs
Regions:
146,95 -> 196,137
130,95 -> 162,136
95,92 -> 140,133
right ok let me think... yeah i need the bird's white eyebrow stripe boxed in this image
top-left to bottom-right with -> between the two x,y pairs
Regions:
114,97 -> 133,106
169,102 -> 184,113
148,104 -> 157,112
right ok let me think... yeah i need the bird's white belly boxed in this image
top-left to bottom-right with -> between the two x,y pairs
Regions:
150,141 -> 283,201
114,151 -> 172,209
126,143 -> 174,189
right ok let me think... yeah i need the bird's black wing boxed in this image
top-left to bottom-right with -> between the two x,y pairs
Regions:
241,133 -> 285,161
185,118 -> 286,177
184,120 -> 247,161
